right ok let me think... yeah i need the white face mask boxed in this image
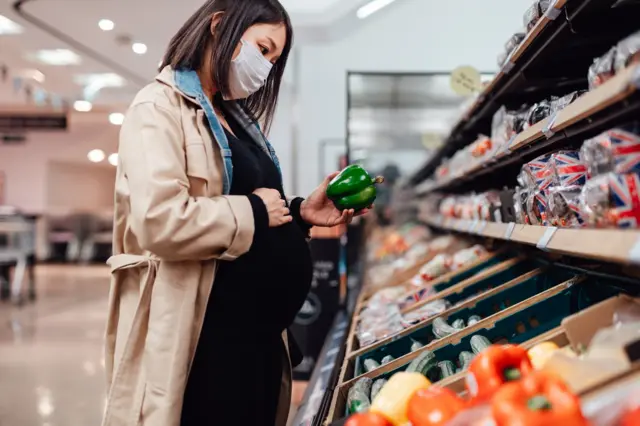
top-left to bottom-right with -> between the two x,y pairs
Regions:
225,39 -> 273,100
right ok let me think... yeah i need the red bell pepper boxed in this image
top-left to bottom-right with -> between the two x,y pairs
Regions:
466,344 -> 534,403
621,407 -> 640,426
345,412 -> 392,426
491,372 -> 589,426
407,387 -> 466,426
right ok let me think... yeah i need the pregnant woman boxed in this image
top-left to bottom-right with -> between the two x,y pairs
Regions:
101,1 -> 367,426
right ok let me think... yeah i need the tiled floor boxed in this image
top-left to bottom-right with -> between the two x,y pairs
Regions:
0,265 -> 110,426
0,265 -> 307,426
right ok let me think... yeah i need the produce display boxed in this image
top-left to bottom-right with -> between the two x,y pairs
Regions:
589,30 -> 640,89
327,164 -> 385,211
357,244 -> 490,347
435,122 -> 640,229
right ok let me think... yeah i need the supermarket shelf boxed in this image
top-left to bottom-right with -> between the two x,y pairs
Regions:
410,0 -> 640,187
423,214 -> 640,266
419,64 -> 640,194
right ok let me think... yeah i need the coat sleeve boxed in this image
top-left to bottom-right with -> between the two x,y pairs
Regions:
119,100 -> 255,261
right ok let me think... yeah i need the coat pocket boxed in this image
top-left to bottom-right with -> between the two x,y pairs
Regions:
185,142 -> 209,196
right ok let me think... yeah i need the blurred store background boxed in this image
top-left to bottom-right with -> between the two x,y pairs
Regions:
0,0 -> 543,425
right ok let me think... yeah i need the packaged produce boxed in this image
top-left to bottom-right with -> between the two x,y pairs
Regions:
526,189 -> 549,226
466,344 -> 534,403
452,318 -> 466,330
401,299 -> 450,327
523,0 -> 553,31
527,341 -> 560,370
371,379 -> 388,401
551,90 -> 585,115
521,154 -> 553,191
491,371 -> 588,426
580,127 -> 640,177
547,186 -> 585,227
381,355 -> 394,365
364,359 -> 381,373
505,33 -> 526,57
419,254 -> 451,281
348,377 -> 373,414
615,30 -> 640,72
451,245 -> 487,270
514,187 -> 530,224
589,47 -> 617,89
327,164 -> 384,211
406,350 -> 438,377
468,315 -> 482,326
357,305 -> 404,346
581,172 -> 640,228
370,372 -> 431,426
524,99 -> 553,128
345,412 -> 392,426
407,386 -> 466,426
432,317 -> 460,339
459,351 -> 476,371
437,361 -> 457,379
411,339 -> 426,352
491,106 -> 521,155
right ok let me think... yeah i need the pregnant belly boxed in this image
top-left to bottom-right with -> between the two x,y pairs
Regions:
211,223 -> 313,333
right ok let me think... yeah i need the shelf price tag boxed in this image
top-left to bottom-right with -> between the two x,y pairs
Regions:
628,237 -> 640,264
469,219 -> 479,234
477,221 -> 488,234
504,222 -> 516,240
545,0 -> 562,19
542,112 -> 559,139
536,227 -> 558,251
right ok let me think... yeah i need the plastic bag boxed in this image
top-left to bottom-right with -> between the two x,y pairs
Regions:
588,47 -> 617,90
514,187 -> 530,224
505,33 -> 526,55
615,29 -> 640,72
357,304 -> 404,346
524,0 -> 554,32
581,172 -> 640,228
401,299 -> 450,327
548,185 -> 586,227
580,127 -> 640,177
524,100 -> 553,128
419,254 -> 452,281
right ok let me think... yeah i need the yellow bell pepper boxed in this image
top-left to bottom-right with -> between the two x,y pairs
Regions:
527,341 -> 559,370
370,372 -> 431,426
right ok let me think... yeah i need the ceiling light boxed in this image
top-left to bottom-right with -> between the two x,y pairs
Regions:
0,15 -> 23,35
74,73 -> 125,100
73,100 -> 92,112
357,0 -> 397,19
132,43 -> 147,55
108,153 -> 118,166
27,49 -> 81,66
109,113 -> 124,125
87,149 -> 105,163
98,19 -> 114,31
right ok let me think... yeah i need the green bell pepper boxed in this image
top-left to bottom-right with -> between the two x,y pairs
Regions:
326,165 -> 384,211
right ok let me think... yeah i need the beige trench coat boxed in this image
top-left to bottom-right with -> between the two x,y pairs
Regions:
103,66 -> 292,426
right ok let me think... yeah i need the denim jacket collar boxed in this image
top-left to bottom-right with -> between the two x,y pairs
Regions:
171,68 -> 282,194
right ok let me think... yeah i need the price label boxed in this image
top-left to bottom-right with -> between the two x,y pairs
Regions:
536,227 -> 558,251
504,222 -> 516,240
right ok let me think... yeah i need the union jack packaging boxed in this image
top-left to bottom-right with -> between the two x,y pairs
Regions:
580,128 -> 640,177
548,186 -> 586,228
581,172 -> 640,228
548,150 -> 588,188
521,154 -> 553,190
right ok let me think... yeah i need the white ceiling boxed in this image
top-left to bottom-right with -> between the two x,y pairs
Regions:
0,0 -> 373,109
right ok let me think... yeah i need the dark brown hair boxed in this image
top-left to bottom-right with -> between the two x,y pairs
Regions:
161,0 -> 293,131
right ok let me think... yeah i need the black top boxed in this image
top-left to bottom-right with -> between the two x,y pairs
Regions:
181,115 -> 313,426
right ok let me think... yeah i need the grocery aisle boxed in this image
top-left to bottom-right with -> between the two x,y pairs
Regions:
0,265 -> 109,426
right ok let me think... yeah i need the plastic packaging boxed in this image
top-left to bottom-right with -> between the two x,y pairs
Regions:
580,127 -> 640,177
524,0 -> 554,31
401,299 -> 450,328
524,99 -> 553,128
614,30 -> 640,72
581,172 -> 640,228
588,47 -> 617,90
419,254 -> 451,281
548,185 -> 585,227
505,33 -> 526,55
514,187 -> 530,224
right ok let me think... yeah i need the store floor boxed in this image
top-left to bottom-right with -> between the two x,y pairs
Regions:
0,265 -> 306,426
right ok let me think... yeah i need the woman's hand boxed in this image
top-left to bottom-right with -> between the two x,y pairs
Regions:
253,188 -> 293,227
300,172 -> 371,227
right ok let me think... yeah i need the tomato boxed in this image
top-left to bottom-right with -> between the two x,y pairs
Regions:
345,412 -> 392,426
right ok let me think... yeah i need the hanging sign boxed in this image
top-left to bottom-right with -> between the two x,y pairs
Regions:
450,65 -> 483,96
0,113 -> 68,131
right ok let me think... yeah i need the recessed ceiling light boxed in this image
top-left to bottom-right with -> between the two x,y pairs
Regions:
74,100 -> 92,112
109,113 -> 124,125
87,149 -> 105,163
27,49 -> 81,66
357,0 -> 397,19
132,42 -> 147,55
0,15 -> 23,35
108,153 -> 118,166
98,19 -> 114,31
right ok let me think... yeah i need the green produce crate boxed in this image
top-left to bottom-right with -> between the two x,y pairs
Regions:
350,274 -> 617,391
353,265 -> 576,376
353,257 -> 543,376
